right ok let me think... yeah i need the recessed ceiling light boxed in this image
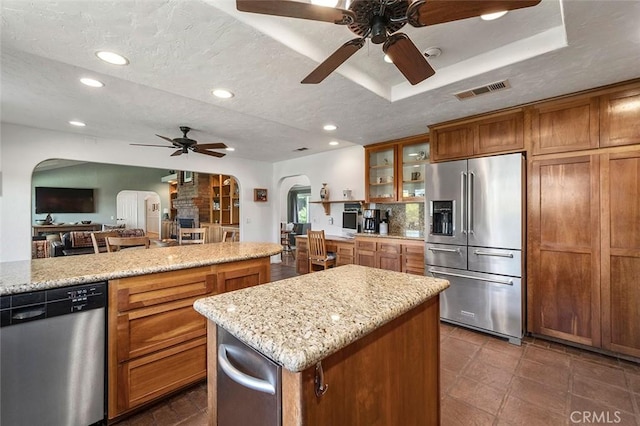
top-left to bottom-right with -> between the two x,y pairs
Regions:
311,0 -> 339,6
329,141 -> 339,146
383,54 -> 393,64
481,10 -> 508,21
323,124 -> 337,131
69,120 -> 86,127
225,147 -> 235,151
95,51 -> 129,65
80,77 -> 104,88
212,89 -> 234,99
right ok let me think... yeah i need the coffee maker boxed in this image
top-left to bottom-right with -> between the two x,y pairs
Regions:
363,209 -> 381,233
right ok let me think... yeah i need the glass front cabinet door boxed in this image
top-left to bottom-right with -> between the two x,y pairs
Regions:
399,139 -> 429,202
366,145 -> 396,202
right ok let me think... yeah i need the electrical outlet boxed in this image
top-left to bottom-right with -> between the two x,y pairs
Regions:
246,218 -> 251,224
328,217 -> 333,225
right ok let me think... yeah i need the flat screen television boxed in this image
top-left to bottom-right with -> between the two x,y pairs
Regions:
342,211 -> 358,233
35,187 -> 95,214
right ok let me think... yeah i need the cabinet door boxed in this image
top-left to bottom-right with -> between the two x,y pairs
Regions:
528,155 -> 600,347
430,124 -> 474,162
601,150 -> 640,357
366,145 -> 396,202
531,97 -> 599,155
475,111 -> 524,155
402,243 -> 425,275
376,242 -> 402,272
600,88 -> 640,148
296,238 -> 309,274
335,242 -> 355,266
356,240 -> 376,268
399,139 -> 429,202
216,263 -> 268,293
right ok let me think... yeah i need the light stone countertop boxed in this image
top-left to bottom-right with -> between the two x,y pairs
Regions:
193,264 -> 449,372
0,242 -> 282,296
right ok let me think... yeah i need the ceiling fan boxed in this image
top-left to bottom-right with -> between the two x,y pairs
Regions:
131,126 -> 228,158
236,0 -> 541,85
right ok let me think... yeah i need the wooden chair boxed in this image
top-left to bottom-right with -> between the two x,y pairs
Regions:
280,225 -> 295,260
307,230 -> 336,272
222,230 -> 238,242
178,227 -> 206,245
105,236 -> 150,252
90,231 -> 118,254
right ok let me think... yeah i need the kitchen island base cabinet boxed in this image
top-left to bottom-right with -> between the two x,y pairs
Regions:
109,258 -> 270,421
207,295 -> 440,425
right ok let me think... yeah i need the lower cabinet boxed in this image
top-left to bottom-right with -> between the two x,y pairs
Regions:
295,236 -> 355,273
402,242 -> 425,275
108,259 -> 270,420
356,237 -> 424,274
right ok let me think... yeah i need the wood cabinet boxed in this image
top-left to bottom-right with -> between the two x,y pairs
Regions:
355,237 -> 422,273
528,155 -> 601,347
600,88 -> 640,148
108,258 -> 270,420
402,241 -> 425,275
376,241 -> 402,272
430,110 -> 524,162
601,150 -> 640,357
365,134 -> 429,203
210,175 -> 239,225
296,237 -> 309,274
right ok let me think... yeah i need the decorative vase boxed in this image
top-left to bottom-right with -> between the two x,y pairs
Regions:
320,183 -> 329,200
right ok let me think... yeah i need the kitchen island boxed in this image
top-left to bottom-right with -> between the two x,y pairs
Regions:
0,242 -> 282,421
194,264 -> 449,425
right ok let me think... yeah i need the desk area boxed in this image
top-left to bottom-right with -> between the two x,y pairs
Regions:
295,234 -> 355,274
32,223 -> 102,237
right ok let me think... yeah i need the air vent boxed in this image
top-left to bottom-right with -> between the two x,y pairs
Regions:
454,80 -> 511,101
294,147 -> 309,151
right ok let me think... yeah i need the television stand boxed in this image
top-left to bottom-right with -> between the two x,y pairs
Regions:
32,223 -> 102,237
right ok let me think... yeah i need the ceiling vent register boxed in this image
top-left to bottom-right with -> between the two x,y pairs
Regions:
454,80 -> 511,100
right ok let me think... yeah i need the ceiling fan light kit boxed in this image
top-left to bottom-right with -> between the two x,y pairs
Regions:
235,0 -> 541,85
131,126 -> 228,158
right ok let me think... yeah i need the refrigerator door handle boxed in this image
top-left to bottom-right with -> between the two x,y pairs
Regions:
460,172 -> 467,234
218,344 -> 276,395
428,268 -> 514,286
467,171 -> 474,234
473,249 -> 514,258
428,247 -> 461,254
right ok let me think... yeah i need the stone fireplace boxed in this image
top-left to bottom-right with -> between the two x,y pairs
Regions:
173,172 -> 211,227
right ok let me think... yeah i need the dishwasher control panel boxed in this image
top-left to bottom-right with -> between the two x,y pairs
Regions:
0,282 -> 106,327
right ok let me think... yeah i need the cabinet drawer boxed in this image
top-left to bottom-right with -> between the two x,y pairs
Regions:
336,245 -> 354,256
356,240 -> 376,251
403,255 -> 425,275
402,243 -> 424,256
117,296 -> 206,362
118,337 -> 206,412
116,267 -> 214,311
378,242 -> 401,254
337,255 -> 354,266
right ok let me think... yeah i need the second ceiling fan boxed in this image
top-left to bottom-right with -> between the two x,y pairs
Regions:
236,0 -> 541,85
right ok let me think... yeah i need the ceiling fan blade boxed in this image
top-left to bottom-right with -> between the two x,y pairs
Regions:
170,149 -> 183,157
383,33 -> 435,85
155,134 -> 176,144
130,143 -> 177,148
194,148 -> 226,158
302,38 -> 365,84
196,143 -> 228,150
407,0 -> 541,27
236,1 -> 355,25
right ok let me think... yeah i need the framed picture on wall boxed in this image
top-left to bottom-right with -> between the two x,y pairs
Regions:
183,171 -> 193,183
254,188 -> 267,202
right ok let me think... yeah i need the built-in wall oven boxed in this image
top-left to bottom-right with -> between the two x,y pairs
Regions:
1,282 -> 107,425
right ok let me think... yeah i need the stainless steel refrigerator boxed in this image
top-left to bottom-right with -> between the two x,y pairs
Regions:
425,153 -> 524,344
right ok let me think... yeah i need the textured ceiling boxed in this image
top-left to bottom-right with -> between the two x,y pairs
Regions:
1,0 -> 639,163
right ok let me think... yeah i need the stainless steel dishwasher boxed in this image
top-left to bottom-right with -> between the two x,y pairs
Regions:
1,282 -> 107,426
217,327 -> 281,426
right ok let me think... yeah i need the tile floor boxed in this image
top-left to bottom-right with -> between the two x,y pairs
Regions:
115,260 -> 640,426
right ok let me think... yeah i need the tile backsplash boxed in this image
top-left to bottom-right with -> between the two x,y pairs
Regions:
376,203 -> 424,235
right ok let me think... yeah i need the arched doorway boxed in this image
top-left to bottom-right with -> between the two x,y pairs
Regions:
116,190 -> 161,238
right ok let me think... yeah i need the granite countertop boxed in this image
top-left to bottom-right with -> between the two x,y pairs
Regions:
0,242 -> 282,296
295,232 -> 424,242
193,264 -> 449,372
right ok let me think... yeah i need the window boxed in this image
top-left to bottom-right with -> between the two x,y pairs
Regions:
288,186 -> 311,223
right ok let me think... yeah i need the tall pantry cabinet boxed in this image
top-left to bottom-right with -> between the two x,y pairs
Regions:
528,83 -> 640,358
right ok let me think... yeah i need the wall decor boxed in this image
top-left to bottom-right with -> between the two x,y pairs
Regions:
254,188 -> 267,202
183,171 -> 193,183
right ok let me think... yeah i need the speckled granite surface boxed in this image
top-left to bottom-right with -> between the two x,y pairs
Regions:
0,242 -> 282,296
193,264 -> 449,372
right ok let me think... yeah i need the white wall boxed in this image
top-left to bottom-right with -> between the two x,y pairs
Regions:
0,124 -> 275,261
273,145 -> 365,238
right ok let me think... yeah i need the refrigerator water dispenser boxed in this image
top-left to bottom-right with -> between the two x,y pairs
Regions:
431,201 -> 453,236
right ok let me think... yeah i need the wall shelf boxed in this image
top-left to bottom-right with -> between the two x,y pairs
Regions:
310,200 -> 366,215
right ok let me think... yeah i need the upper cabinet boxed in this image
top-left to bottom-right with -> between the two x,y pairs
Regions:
600,87 -> 640,148
430,110 -> 524,162
365,134 -> 429,203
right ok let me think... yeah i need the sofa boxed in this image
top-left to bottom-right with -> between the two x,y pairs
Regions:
52,229 -> 146,256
